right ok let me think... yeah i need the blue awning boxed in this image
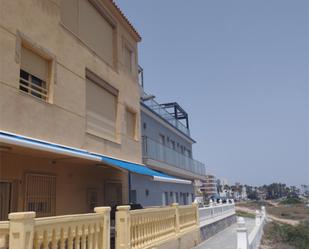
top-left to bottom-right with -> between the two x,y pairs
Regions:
99,155 -> 192,184
0,131 -> 191,184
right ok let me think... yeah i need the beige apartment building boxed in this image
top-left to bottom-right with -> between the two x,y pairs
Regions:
0,0 -> 143,220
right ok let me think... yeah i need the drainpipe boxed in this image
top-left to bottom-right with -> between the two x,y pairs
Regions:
128,172 -> 131,204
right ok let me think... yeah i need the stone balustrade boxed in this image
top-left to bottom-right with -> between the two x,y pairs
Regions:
0,207 -> 111,249
0,202 -> 235,249
116,203 -> 199,249
0,221 -> 9,249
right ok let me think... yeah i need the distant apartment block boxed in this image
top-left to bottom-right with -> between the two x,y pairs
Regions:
129,82 -> 207,206
201,174 -> 217,197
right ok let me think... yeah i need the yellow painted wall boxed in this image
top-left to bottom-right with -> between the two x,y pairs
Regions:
0,0 -> 142,163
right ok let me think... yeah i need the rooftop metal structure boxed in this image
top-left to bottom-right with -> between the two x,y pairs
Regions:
139,65 -> 191,138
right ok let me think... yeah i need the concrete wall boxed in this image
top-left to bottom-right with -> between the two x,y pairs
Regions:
130,173 -> 194,207
0,0 -> 141,163
0,151 -> 128,217
200,214 -> 237,241
157,229 -> 200,249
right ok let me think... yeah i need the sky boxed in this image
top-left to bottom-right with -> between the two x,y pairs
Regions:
116,0 -> 308,186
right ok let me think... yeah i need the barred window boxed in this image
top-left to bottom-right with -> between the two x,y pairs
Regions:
25,174 -> 56,217
20,46 -> 49,101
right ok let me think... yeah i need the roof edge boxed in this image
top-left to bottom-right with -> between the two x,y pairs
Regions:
108,0 -> 142,42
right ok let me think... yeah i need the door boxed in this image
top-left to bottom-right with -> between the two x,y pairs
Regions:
104,182 -> 123,207
0,182 -> 11,220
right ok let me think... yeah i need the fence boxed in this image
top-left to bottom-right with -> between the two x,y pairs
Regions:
0,221 -> 9,249
0,203 -> 209,249
237,206 -> 266,249
116,203 -> 199,249
0,207 -> 110,249
199,202 -> 236,227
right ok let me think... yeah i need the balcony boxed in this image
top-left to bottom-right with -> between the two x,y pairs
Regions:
142,136 -> 206,177
141,97 -> 190,137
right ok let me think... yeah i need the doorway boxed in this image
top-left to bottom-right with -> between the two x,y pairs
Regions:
104,181 -> 123,207
0,182 -> 11,221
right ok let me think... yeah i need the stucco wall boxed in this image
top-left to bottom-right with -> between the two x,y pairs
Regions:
130,173 -> 194,207
0,0 -> 141,163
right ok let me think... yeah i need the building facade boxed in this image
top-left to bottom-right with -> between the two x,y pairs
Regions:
0,0 -> 144,220
129,87 -> 207,207
201,174 -> 217,198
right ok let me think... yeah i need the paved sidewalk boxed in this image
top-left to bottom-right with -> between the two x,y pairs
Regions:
194,218 -> 255,249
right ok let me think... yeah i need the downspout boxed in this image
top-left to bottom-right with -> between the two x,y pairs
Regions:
128,171 -> 131,204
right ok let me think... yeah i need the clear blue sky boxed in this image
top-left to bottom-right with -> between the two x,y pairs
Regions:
116,0 -> 308,186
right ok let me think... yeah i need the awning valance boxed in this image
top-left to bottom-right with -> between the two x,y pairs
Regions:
0,131 -> 191,185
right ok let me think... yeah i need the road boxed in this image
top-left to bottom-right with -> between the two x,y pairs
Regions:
194,218 -> 255,249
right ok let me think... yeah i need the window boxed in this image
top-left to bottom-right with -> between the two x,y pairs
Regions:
61,0 -> 115,67
130,190 -> 137,204
25,174 -> 56,217
86,70 -> 118,141
126,109 -> 136,139
143,122 -> 147,130
124,45 -> 133,73
170,140 -> 176,150
159,134 -> 165,145
20,46 -> 49,101
162,192 -> 168,206
184,148 -> 192,158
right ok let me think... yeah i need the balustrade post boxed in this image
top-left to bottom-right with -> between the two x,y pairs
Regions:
8,212 -> 35,249
115,206 -> 131,249
209,199 -> 213,207
172,203 -> 180,234
255,210 -> 261,226
261,206 -> 266,218
94,207 -> 111,249
237,217 -> 248,249
192,203 -> 200,228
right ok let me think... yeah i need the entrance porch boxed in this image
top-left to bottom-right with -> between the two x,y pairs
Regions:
0,139 -> 128,221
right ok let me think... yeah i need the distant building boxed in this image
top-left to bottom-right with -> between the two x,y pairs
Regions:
241,186 -> 247,200
129,82 -> 207,206
300,184 -> 309,197
201,175 -> 217,197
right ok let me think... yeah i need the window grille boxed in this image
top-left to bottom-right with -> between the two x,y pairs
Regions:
19,46 -> 49,101
20,70 -> 48,101
25,173 -> 56,217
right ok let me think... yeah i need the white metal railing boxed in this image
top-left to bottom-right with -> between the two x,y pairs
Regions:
199,202 -> 236,227
237,206 -> 267,249
142,136 -> 206,176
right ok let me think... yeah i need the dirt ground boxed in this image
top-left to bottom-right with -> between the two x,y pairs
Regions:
236,200 -> 309,225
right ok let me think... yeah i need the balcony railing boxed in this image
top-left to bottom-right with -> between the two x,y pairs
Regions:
142,97 -> 190,137
142,136 -> 206,176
